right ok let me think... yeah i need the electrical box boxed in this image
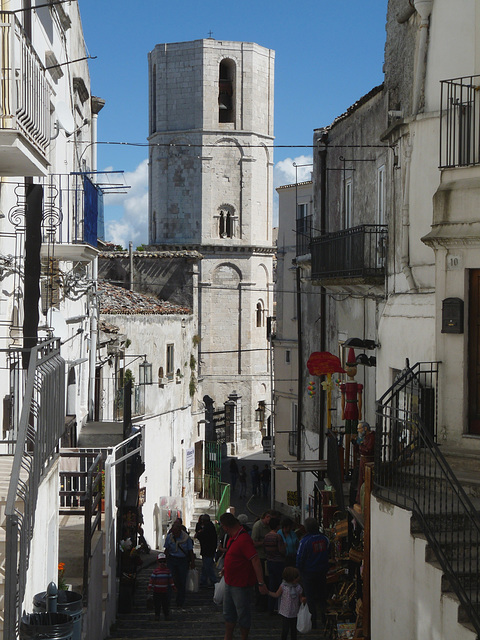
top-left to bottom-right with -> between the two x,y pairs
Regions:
441,297 -> 464,334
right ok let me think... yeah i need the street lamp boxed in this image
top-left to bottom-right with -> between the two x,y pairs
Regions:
139,358 -> 153,385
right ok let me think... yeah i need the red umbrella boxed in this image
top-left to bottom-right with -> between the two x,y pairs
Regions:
307,352 -> 345,376
307,352 -> 345,429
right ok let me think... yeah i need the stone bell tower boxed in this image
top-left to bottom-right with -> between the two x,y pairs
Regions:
148,38 -> 275,450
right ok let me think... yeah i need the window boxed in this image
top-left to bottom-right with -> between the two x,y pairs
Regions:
166,344 -> 174,380
219,209 -> 234,238
344,178 -> 353,228
377,166 -> 385,225
218,59 -> 235,124
285,350 -> 291,364
297,203 -> 309,220
256,302 -> 264,327
289,402 -> 298,456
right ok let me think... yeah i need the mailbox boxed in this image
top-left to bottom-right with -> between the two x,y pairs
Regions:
441,297 -> 464,334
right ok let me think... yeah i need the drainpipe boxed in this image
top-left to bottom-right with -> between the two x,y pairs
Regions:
412,0 -> 434,115
400,139 -> 417,292
88,258 -> 98,420
129,241 -> 134,290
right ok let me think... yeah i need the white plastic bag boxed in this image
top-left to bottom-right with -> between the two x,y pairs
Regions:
296,603 -> 312,634
213,576 -> 225,605
186,568 -> 199,592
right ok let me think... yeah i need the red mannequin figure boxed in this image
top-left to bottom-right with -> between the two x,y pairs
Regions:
340,348 -> 363,475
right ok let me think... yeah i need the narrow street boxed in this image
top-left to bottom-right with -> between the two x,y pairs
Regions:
108,451 -> 326,639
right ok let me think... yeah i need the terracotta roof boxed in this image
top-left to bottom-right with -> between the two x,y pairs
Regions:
98,282 -> 191,315
98,250 -> 202,259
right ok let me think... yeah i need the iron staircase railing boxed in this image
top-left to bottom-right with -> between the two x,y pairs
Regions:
4,338 -> 65,639
375,361 -> 480,635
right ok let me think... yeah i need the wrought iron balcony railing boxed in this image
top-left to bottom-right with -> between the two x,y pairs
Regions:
311,224 -> 387,281
0,15 -> 51,173
296,214 -> 313,256
440,74 -> 480,168
8,174 -> 100,251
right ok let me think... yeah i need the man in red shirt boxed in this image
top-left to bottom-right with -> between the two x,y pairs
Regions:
148,552 -> 175,621
219,512 -> 268,640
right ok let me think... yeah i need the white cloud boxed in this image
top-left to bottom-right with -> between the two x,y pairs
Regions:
103,159 -> 149,248
273,155 -> 313,226
102,155 -> 315,242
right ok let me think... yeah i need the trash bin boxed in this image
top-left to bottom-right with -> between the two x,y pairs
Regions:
33,591 -> 83,640
20,612 -> 73,640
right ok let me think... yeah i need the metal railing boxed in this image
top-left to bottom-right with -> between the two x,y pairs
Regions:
296,214 -> 313,256
4,339 -> 65,639
59,450 -> 103,605
374,361 -> 480,635
311,224 -> 387,280
0,14 -> 51,156
440,75 -> 480,168
8,174 -> 100,249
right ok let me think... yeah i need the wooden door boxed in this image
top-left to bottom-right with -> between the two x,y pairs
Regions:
468,270 -> 480,433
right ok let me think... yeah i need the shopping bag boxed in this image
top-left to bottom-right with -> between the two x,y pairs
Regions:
186,568 -> 199,592
296,602 -> 312,634
213,576 -> 225,605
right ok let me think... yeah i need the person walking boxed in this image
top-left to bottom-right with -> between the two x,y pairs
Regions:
229,458 -> 239,493
250,465 -> 260,496
278,517 -> 299,567
260,464 -> 271,498
296,517 -> 330,629
164,521 -> 195,606
268,566 -> 306,640
195,514 -> 218,587
148,552 -> 175,621
251,510 -> 273,611
239,465 -> 247,498
263,517 -> 286,614
219,512 -> 268,640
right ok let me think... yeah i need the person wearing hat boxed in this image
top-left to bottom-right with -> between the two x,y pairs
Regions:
148,552 -> 175,621
341,347 -> 363,476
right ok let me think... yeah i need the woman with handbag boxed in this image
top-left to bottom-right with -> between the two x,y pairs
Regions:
164,521 -> 195,606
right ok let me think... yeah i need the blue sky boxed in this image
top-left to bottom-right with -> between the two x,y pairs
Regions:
80,0 -> 387,247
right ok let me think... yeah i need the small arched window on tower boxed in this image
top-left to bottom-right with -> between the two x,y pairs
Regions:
218,206 -> 235,238
218,59 -> 235,123
256,302 -> 264,328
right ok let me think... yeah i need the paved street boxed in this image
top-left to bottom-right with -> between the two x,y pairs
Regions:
108,553 -> 286,640
108,451 -> 326,639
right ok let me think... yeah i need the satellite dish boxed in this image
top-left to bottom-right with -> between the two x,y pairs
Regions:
55,101 -> 75,136
48,307 -> 69,342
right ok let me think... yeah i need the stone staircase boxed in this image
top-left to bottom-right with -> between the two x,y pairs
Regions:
107,554 -> 309,640
399,447 -> 480,638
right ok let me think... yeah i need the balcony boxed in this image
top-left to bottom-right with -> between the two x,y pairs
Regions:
0,15 -> 51,176
7,174 -> 101,262
440,75 -> 480,169
311,224 -> 387,284
296,214 -> 313,256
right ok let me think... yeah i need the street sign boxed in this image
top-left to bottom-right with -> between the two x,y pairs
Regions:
262,436 -> 273,453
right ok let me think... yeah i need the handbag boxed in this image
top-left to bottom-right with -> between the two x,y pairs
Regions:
296,602 -> 312,634
213,576 -> 225,605
186,568 -> 199,592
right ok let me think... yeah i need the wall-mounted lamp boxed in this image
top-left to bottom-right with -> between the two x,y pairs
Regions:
139,358 -> 153,385
355,354 -> 376,367
343,337 -> 379,350
255,401 -> 266,423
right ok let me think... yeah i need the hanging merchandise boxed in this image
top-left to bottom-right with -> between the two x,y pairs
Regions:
307,380 -> 316,397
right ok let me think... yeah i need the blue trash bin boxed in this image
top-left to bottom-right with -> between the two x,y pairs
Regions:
20,612 -> 73,640
33,591 -> 82,640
